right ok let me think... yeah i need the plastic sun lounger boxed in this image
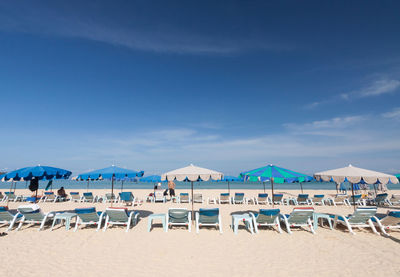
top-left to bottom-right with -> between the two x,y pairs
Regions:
193,193 -> 204,204
347,194 -> 363,206
103,193 -> 116,203
195,208 -> 222,234
0,192 -> 5,202
389,194 -> 400,205
231,193 -> 245,205
272,194 -> 284,205
326,194 -> 349,206
119,192 -> 135,206
70,192 -> 82,202
372,211 -> 400,236
217,193 -> 230,204
82,192 -> 97,203
280,207 -> 315,234
254,193 -> 269,205
39,192 -> 59,203
250,209 -> 282,233
285,194 -> 312,205
331,207 -> 380,235
74,207 -> 105,232
4,192 -> 23,202
310,195 -> 326,205
16,204 -> 56,231
372,193 -> 391,206
0,206 -> 23,231
179,193 -> 190,203
103,207 -> 139,232
167,208 -> 191,232
154,191 -> 166,203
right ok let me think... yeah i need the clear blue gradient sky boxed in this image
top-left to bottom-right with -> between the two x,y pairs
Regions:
1,0 -> 400,176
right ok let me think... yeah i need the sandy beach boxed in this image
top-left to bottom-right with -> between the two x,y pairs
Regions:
1,188 -> 400,277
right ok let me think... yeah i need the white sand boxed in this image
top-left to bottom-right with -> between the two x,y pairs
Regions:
1,189 -> 400,277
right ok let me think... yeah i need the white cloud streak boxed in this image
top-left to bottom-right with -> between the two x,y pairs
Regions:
382,107 -> 400,119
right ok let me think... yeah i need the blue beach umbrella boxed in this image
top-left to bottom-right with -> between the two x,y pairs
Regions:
239,164 -> 313,205
77,165 -> 144,197
140,175 -> 163,183
0,165 -> 71,205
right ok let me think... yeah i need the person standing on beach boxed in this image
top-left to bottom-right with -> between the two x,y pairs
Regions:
168,181 -> 176,197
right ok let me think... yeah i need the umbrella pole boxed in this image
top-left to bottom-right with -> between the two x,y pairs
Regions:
350,182 -> 356,211
263,182 -> 266,193
121,180 -> 124,192
373,183 -> 377,196
111,176 -> 114,207
300,182 -> 303,194
271,178 -> 275,208
228,181 -> 230,194
191,181 -> 194,221
87,179 -> 89,192
7,181 -> 14,208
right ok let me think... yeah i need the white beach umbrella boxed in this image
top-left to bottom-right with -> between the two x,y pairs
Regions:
314,164 -> 398,209
161,164 -> 223,216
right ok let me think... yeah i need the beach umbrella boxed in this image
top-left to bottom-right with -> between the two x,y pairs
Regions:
161,164 -> 223,217
76,165 -> 144,204
396,174 -> 400,181
140,175 -> 162,183
239,164 -> 313,203
314,164 -> 399,210
0,165 -> 71,205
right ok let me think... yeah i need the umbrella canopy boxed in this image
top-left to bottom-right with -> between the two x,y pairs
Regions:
239,164 -> 313,202
314,164 -> 399,185
239,164 -> 313,183
76,165 -> 144,180
140,175 -> 164,182
0,165 -> 71,181
396,174 -> 400,181
161,164 -> 223,182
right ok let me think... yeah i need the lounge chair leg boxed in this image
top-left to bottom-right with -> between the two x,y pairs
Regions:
74,218 -> 80,232
308,219 -> 315,234
368,219 -> 380,235
103,216 -> 109,232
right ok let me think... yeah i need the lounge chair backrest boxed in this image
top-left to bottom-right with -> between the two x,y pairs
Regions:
75,207 -> 100,222
297,194 -> 309,201
180,193 -> 189,201
375,193 -> 388,204
288,207 -> 314,224
44,192 -> 54,195
234,193 -> 244,201
155,191 -> 164,200
273,194 -> 283,201
313,194 -> 324,201
18,205 -> 45,221
348,207 -> 377,224
194,193 -> 202,202
83,192 -> 94,199
105,208 -> 128,221
70,192 -> 80,199
45,192 -> 56,199
335,194 -> 348,201
256,209 -> 280,224
348,194 -> 362,203
5,192 -> 16,199
0,206 -> 14,221
258,193 -> 268,200
105,193 -> 115,200
169,209 -> 189,223
119,192 -> 133,202
220,193 -> 230,201
199,208 -> 219,224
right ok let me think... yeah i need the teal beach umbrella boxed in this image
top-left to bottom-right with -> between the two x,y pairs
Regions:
239,164 -> 313,205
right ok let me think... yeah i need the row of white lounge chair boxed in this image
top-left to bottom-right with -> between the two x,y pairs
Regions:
1,204 -> 399,236
2,191 -> 400,208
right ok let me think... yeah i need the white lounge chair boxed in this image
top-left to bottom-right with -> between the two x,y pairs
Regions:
16,204 -> 56,231
74,207 -> 105,232
217,193 -> 230,204
280,207 -> 315,234
167,208 -> 191,232
0,206 -> 23,231
69,192 -> 82,202
179,193 -> 190,203
331,207 -> 379,235
103,207 -> 139,232
250,209 -> 282,233
154,191 -> 166,203
326,194 -> 349,206
193,193 -> 203,204
372,211 -> 400,236
195,208 -> 222,234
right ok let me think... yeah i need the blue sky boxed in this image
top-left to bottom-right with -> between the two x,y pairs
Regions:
1,0 -> 400,176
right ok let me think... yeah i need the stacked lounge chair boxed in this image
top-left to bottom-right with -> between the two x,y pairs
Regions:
0,206 -> 23,231
231,193 -> 245,204
70,192 -> 82,202
280,207 -> 315,234
331,207 -> 379,235
372,211 -> 400,236
16,204 -> 56,231
195,208 -> 222,233
74,207 -> 105,232
179,193 -> 190,203
217,193 -> 230,204
103,207 -> 139,232
310,195 -> 326,205
119,192 -> 136,206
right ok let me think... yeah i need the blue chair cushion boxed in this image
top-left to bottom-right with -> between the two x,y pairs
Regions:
258,193 -> 268,198
70,192 -> 79,195
220,193 -> 229,196
314,195 -> 324,197
298,194 -> 309,198
83,192 -> 93,197
274,194 -> 283,197
0,206 -> 8,211
199,208 -> 219,217
180,193 -> 189,196
75,207 -> 96,214
388,211 -> 400,218
235,193 -> 244,196
119,192 -> 132,201
44,192 -> 54,195
259,209 -> 280,216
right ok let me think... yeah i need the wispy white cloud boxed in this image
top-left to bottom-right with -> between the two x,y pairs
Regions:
0,2 -> 289,55
306,78 -> 400,109
284,115 -> 367,132
382,107 -> 400,119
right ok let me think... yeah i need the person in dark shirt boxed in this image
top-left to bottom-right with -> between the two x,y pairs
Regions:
57,187 -> 67,198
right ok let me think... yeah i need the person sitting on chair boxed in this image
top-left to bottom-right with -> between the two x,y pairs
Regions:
57,187 -> 68,198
